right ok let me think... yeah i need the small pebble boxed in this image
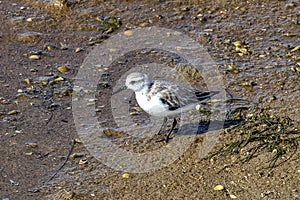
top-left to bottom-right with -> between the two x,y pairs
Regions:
124,30 -> 133,36
26,18 -> 33,22
55,77 -> 64,82
122,173 -> 130,178
25,78 -> 31,85
233,41 -> 243,47
25,142 -> 38,148
57,66 -> 69,73
29,55 -> 40,60
7,110 -> 20,115
79,159 -> 88,165
214,185 -> 224,191
75,48 -> 82,53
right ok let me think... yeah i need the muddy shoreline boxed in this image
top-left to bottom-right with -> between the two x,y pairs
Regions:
1,0 -> 299,199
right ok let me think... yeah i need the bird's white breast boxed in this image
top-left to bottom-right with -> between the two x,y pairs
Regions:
135,91 -> 168,116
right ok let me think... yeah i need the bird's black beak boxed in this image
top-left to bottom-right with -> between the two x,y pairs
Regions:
112,85 -> 127,95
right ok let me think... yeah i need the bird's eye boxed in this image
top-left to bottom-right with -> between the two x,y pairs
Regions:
130,81 -> 136,84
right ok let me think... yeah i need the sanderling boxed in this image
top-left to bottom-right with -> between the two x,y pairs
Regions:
122,72 -> 218,142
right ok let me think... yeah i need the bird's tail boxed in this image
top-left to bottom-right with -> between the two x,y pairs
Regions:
195,91 -> 219,102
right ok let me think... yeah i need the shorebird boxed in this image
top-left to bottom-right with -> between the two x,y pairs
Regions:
123,72 -> 218,142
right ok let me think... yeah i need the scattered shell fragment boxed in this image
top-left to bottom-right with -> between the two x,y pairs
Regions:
44,43 -> 60,50
122,173 -> 130,178
47,103 -> 59,109
0,97 -> 9,104
233,41 -> 243,47
259,54 -> 266,58
75,48 -> 82,53
25,152 -> 33,156
214,185 -> 225,191
57,66 -> 69,73
155,14 -> 164,19
228,65 -> 239,74
25,142 -> 38,148
26,18 -> 33,22
79,159 -> 88,165
60,43 -> 68,50
30,68 -> 38,72
291,45 -> 300,52
74,138 -> 82,144
15,93 -> 31,99
139,23 -> 148,27
229,194 -> 237,199
240,81 -> 256,87
109,49 -> 118,53
29,55 -> 40,60
124,31 -> 133,36
224,39 -> 231,45
268,96 -> 277,102
10,180 -> 20,186
7,110 -> 20,115
71,153 -> 84,160
105,27 -> 114,34
25,78 -> 31,85
204,29 -> 213,32
285,33 -> 296,37
55,77 -> 64,82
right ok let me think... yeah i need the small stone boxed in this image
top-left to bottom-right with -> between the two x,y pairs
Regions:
259,54 -> 266,58
71,153 -> 84,159
9,180 -> 20,186
233,41 -> 243,47
122,173 -> 130,178
109,49 -> 118,53
25,142 -> 38,148
7,110 -> 20,115
55,77 -> 64,82
29,55 -> 40,60
124,30 -> 133,36
139,23 -> 148,27
25,78 -> 31,85
291,45 -> 300,52
79,159 -> 88,165
214,185 -> 224,191
26,18 -> 33,22
75,48 -> 82,53
74,138 -> 82,144
30,68 -> 38,72
57,66 -> 69,73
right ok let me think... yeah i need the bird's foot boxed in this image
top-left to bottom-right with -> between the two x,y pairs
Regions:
155,133 -> 173,143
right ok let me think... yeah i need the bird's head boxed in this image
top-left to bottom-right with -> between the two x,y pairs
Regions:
125,72 -> 149,92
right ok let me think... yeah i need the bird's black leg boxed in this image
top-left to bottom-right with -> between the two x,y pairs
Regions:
165,118 -> 177,142
157,117 -> 167,135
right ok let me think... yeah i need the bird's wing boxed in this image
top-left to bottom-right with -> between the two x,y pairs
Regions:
195,91 -> 219,102
147,80 -> 218,111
